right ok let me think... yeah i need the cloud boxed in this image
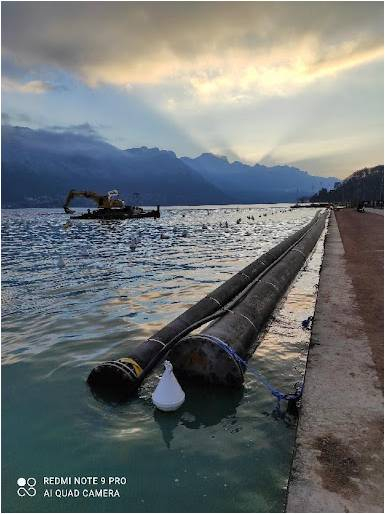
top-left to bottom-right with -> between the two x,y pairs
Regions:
184,35 -> 383,102
46,122 -> 103,139
2,2 -> 383,102
2,77 -> 58,94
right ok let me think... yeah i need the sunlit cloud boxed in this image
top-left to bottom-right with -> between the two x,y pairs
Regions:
2,77 -> 56,94
2,2 -> 383,105
17,33 -> 380,105
185,40 -> 383,103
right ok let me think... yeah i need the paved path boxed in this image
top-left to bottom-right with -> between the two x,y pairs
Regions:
286,211 -> 383,513
335,209 -> 383,387
365,208 -> 384,216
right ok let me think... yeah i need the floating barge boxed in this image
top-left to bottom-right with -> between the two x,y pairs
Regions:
63,189 -> 160,220
70,205 -> 160,220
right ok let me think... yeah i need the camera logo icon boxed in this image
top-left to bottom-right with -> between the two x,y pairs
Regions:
17,477 -> 36,497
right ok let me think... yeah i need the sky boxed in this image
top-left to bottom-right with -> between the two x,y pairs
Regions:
2,1 -> 384,178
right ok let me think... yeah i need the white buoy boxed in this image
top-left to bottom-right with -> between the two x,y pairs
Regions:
152,361 -> 185,412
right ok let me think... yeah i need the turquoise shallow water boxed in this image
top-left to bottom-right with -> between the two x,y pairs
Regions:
2,205 -> 324,513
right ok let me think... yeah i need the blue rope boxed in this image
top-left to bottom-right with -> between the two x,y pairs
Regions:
203,335 -> 303,403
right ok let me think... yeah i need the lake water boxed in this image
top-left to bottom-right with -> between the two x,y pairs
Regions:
2,205 -> 325,512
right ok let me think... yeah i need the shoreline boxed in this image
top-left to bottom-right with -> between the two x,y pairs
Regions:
286,210 -> 384,512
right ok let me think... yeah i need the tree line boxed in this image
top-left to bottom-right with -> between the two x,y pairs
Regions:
310,165 -> 384,206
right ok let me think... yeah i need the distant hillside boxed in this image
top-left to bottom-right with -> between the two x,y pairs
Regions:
310,165 -> 384,205
2,124 -> 337,207
182,153 -> 337,203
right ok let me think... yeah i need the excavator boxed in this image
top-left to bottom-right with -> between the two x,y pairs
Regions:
63,189 -> 160,220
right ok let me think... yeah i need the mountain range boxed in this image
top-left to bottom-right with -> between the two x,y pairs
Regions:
2,124 -> 337,207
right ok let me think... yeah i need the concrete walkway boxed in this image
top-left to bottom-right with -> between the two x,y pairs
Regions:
286,212 -> 383,513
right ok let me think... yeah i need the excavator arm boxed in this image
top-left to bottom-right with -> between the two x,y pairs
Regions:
63,190 -> 124,214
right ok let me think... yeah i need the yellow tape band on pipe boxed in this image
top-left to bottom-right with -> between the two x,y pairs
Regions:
120,357 -> 143,377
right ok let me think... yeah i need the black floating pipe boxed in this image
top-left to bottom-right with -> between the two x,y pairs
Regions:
87,211 -> 326,399
169,212 -> 327,387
